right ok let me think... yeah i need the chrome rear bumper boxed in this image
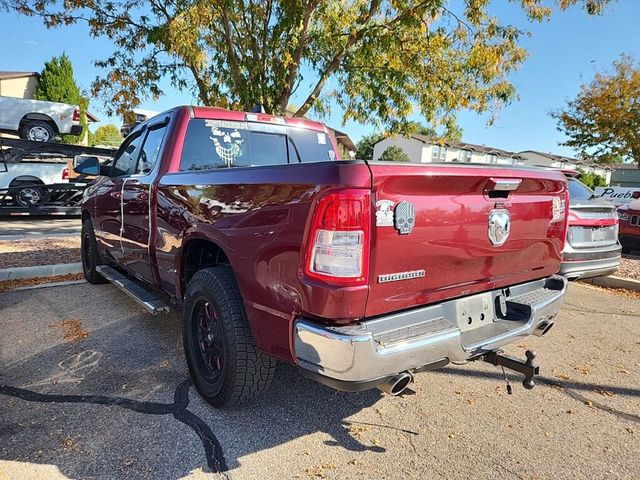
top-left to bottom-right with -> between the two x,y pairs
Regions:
294,276 -> 567,391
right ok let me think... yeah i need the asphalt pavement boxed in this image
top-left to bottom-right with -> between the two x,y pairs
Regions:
0,217 -> 81,239
0,282 -> 638,480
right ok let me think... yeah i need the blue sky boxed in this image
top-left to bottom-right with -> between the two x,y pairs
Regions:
1,1 -> 638,157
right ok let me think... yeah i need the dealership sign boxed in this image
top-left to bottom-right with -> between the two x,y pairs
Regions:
594,186 -> 640,205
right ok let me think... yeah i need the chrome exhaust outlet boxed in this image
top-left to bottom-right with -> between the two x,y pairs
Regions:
377,372 -> 413,396
533,320 -> 554,337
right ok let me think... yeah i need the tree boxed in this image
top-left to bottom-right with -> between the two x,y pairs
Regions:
576,168 -> 606,189
356,132 -> 384,160
3,0 -> 609,131
92,124 -> 123,147
379,145 -> 410,162
552,55 -> 640,165
35,53 -> 88,144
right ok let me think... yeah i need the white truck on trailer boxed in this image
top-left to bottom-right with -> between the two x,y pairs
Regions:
0,96 -> 82,142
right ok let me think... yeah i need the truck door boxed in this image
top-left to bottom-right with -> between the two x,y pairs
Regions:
92,131 -> 144,265
120,118 -> 169,283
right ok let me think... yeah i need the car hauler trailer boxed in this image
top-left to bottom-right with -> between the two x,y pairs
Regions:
0,138 -> 115,216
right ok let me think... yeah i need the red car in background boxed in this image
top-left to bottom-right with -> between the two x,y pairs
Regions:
617,200 -> 640,254
560,171 -> 621,279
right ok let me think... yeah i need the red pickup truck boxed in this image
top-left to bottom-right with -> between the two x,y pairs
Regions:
76,106 -> 570,407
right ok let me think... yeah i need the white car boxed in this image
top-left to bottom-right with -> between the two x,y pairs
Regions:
0,95 -> 82,142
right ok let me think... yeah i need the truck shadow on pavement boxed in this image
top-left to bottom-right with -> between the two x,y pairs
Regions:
434,367 -> 640,424
0,305 -> 384,479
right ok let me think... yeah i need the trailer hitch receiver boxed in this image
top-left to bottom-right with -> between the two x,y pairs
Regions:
484,350 -> 539,390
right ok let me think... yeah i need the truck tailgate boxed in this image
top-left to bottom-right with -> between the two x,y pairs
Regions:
365,163 -> 567,318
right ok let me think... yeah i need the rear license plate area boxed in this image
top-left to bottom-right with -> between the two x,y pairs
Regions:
457,292 -> 494,332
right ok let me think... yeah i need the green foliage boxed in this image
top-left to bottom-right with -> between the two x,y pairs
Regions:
379,145 -> 410,162
35,53 -> 88,144
576,168 -> 607,189
2,0 -> 610,131
356,132 -> 384,160
91,124 -> 123,147
35,53 -> 80,104
552,55 -> 640,166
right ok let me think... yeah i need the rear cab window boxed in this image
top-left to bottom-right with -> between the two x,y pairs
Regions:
180,119 -> 337,171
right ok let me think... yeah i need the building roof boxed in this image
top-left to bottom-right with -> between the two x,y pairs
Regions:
519,150 -> 615,171
86,111 -> 100,123
0,71 -> 39,81
612,163 -> 638,170
411,134 -> 523,159
330,127 -> 356,151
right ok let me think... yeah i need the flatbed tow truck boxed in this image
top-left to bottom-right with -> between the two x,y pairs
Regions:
0,138 -> 115,216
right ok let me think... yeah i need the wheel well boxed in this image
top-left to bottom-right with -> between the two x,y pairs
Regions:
19,113 -> 59,133
182,239 -> 230,290
8,176 -> 44,187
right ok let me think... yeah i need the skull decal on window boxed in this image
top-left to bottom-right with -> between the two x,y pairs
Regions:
394,201 -> 415,235
209,127 -> 244,167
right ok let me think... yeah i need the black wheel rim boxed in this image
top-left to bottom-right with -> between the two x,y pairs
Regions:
192,299 -> 226,385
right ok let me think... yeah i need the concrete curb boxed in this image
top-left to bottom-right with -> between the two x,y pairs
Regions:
0,263 -> 83,281
583,275 -> 640,291
13,279 -> 87,291
0,232 -> 81,241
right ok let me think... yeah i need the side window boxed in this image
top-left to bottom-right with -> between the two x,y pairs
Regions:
136,125 -> 167,174
112,134 -> 143,176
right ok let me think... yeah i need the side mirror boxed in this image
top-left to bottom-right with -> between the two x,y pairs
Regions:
73,156 -> 100,176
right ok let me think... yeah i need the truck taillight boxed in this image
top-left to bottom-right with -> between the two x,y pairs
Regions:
61,167 -> 69,180
73,109 -> 80,122
551,190 -> 570,250
304,190 -> 370,286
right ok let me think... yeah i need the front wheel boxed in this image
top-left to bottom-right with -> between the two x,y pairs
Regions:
183,266 -> 276,408
81,218 -> 106,284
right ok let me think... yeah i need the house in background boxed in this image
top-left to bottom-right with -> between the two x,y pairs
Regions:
518,150 -> 613,184
373,134 -> 525,165
610,163 -> 640,187
0,71 -> 40,99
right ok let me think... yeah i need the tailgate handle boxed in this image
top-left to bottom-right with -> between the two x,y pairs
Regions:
485,178 -> 522,198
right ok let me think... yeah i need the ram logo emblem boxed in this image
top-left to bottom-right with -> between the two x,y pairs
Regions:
488,208 -> 510,246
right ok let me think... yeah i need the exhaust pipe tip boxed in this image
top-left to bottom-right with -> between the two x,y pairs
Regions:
533,320 -> 554,337
377,372 -> 413,396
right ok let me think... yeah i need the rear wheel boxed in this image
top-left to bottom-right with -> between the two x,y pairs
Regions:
21,120 -> 56,142
183,266 -> 276,408
81,218 -> 106,284
14,186 -> 43,207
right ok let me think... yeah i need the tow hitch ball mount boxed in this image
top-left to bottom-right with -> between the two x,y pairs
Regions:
483,350 -> 539,394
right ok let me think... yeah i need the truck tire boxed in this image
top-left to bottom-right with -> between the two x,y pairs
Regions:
183,266 -> 276,408
14,186 -> 43,207
21,120 -> 56,142
81,218 -> 106,284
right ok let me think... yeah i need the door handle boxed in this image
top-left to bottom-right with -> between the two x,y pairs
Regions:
135,191 -> 149,201
110,191 -> 122,199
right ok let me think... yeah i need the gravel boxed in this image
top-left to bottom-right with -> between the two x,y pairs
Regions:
0,273 -> 85,292
617,256 -> 640,280
0,236 -> 80,269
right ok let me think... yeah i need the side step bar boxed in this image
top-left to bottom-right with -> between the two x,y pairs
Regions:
96,265 -> 169,315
